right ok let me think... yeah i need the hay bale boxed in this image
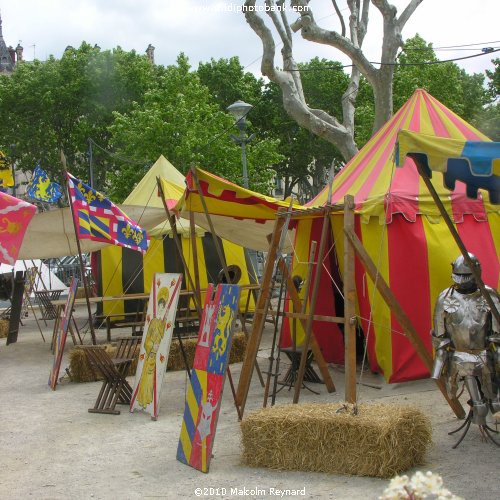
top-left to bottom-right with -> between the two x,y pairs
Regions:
69,344 -> 120,382
240,403 -> 432,478
0,319 -> 9,339
69,332 -> 247,382
167,331 -> 247,370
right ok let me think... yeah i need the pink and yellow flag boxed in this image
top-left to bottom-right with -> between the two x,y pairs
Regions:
0,191 -> 36,265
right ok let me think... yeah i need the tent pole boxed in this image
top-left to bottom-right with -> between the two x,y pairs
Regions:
156,177 -> 203,318
189,212 -> 202,311
189,167 -> 265,390
236,214 -> 287,414
413,157 -> 500,326
344,226 -> 466,419
189,167 -> 231,283
61,151 -> 96,345
343,195 -> 357,403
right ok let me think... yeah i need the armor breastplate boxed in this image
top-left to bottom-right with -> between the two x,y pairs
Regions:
443,291 -> 490,350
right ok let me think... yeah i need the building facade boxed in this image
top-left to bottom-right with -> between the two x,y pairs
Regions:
0,14 -> 22,75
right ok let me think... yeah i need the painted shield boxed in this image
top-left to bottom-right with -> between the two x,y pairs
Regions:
130,273 -> 182,418
176,283 -> 241,472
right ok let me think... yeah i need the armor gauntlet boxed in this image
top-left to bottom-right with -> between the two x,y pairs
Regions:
431,334 -> 450,380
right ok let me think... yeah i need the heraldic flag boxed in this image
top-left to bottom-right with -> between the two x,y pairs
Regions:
0,150 -> 14,188
67,173 -> 149,253
27,165 -> 62,203
0,191 -> 36,265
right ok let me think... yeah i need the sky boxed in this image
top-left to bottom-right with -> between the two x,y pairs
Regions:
0,0 -> 498,78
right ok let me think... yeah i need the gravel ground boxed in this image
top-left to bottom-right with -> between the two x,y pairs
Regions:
0,306 -> 498,500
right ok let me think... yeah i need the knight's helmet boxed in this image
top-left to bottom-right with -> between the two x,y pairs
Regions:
451,253 -> 481,291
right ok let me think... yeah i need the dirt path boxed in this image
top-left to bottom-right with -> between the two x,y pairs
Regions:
0,310 -> 498,499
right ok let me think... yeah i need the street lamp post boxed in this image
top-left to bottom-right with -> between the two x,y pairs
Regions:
226,100 -> 262,279
226,100 -> 256,189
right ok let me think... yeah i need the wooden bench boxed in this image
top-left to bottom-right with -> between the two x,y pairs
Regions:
94,312 -> 145,341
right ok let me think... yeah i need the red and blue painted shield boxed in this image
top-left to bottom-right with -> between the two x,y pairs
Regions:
176,283 -> 240,472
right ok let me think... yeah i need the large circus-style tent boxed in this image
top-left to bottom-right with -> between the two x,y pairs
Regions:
92,155 -> 257,318
285,88 -> 500,383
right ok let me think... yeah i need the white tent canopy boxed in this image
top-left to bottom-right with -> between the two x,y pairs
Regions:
0,259 -> 68,294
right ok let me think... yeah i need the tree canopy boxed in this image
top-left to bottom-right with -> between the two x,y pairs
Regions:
0,46 -> 282,201
109,54 -> 282,200
0,35 -> 495,205
0,42 -> 160,190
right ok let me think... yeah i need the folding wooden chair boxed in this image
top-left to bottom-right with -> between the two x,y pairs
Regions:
80,345 -> 134,415
34,289 -> 63,320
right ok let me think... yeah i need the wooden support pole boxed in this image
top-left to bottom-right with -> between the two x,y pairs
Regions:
343,195 -> 357,403
293,241 -> 317,348
293,208 -> 332,403
189,167 -> 230,283
413,157 -> 500,326
157,177 -> 203,319
189,211 -> 202,312
254,309 -> 344,323
344,227 -> 465,419
189,166 -> 265,390
236,215 -> 287,414
61,151 -> 96,345
278,259 -> 336,394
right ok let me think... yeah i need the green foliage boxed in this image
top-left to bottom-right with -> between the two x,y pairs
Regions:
472,59 -> 500,140
0,42 -> 158,190
197,57 -> 264,114
485,58 -> 500,97
393,35 -> 488,120
108,54 -> 281,200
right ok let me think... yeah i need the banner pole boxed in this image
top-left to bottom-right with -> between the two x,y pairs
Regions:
61,150 -> 96,344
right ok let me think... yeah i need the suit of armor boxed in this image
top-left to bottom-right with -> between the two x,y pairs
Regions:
432,254 -> 500,426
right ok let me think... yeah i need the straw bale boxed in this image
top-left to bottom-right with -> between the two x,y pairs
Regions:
0,319 -> 9,339
69,332 -> 247,382
240,402 -> 432,478
167,331 -> 247,371
68,344 -> 121,383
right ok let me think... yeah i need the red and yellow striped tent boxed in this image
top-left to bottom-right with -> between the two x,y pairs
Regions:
289,89 -> 500,383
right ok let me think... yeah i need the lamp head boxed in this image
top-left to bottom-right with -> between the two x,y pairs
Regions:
226,100 -> 252,128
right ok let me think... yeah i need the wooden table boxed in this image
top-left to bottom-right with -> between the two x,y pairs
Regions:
50,284 -> 261,343
51,293 -> 150,344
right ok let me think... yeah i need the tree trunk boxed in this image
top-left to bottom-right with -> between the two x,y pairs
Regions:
243,0 -> 423,161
